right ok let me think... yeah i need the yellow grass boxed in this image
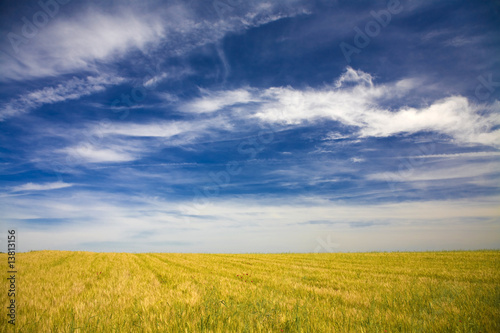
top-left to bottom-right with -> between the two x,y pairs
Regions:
1,250 -> 499,332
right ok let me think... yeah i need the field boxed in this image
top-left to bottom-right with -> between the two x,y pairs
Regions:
1,251 -> 499,332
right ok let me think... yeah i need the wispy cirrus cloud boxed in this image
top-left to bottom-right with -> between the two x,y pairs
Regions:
180,88 -> 257,113
32,115 -> 234,166
90,118 -> 227,138
1,8 -> 165,81
60,144 -> 138,164
0,0 -> 311,125
0,75 -> 124,120
368,161 -> 500,182
178,67 -> 500,147
0,1 -> 309,82
413,152 -> 500,159
11,181 -> 73,192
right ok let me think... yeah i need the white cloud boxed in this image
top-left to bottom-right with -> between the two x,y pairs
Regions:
11,181 -> 73,192
334,66 -> 374,88
0,1 -> 309,123
253,86 -> 499,147
368,161 -> 500,182
23,67 -> 499,171
42,116 -> 234,166
96,122 -> 187,138
0,75 -> 124,120
413,151 -> 500,159
445,36 -> 476,47
143,73 -> 169,88
0,1 -> 308,82
37,67 -> 497,167
180,88 -> 257,113
1,9 -> 165,81
357,98 -> 499,144
179,67 -> 500,147
61,144 -> 138,164
26,114 -> 236,169
92,119 -> 221,138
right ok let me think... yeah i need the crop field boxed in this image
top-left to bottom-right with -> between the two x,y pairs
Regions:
1,250 -> 499,332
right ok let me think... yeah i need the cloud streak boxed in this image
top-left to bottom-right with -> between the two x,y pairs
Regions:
0,75 -> 124,120
11,181 -> 73,192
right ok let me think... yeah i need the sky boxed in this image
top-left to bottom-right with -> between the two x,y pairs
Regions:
0,0 -> 499,253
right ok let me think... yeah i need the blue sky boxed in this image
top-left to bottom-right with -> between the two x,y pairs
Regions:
0,0 -> 499,253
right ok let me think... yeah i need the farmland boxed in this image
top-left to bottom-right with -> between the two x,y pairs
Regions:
1,250 -> 499,332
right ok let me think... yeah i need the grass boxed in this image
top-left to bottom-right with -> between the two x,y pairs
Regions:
1,250 -> 499,332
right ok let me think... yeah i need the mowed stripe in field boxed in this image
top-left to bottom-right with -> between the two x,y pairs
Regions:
1,251 -> 498,332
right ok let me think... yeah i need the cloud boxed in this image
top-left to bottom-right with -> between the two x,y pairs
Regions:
61,144 -> 138,164
0,75 -> 124,120
368,161 -> 500,183
21,114 -> 235,174
252,80 -> 499,147
36,116 -> 234,166
2,191 -> 498,252
334,66 -> 374,88
143,73 -> 169,88
24,66 -> 499,172
31,66 -> 497,169
356,98 -> 499,145
179,67 -> 500,147
0,1 -> 309,82
1,8 -> 165,81
11,181 -> 73,192
0,0 -> 310,123
413,151 -> 500,159
91,119 -> 217,138
180,88 -> 257,113
444,36 -> 477,47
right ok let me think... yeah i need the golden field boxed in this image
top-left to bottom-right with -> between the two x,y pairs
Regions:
1,250 -> 499,332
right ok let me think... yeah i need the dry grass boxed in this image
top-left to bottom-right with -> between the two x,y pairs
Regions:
1,250 -> 499,332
